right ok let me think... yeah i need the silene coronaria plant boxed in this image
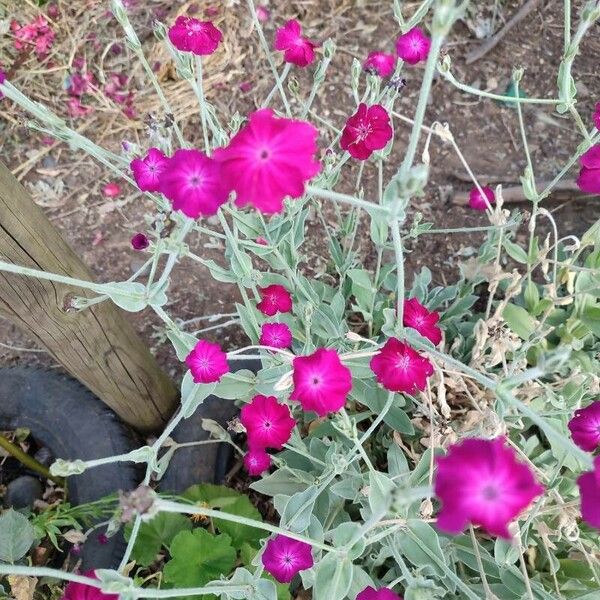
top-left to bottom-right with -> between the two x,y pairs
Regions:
1,1 -> 600,599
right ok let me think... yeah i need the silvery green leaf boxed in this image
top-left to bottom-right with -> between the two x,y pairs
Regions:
368,470 -> 394,516
167,329 -> 197,361
0,509 -> 35,563
395,521 -> 448,579
214,370 -> 255,400
250,470 -> 313,497
97,281 -> 147,312
180,381 -> 217,418
330,522 -> 365,559
313,553 -> 353,600
280,486 -> 320,532
50,458 -> 86,477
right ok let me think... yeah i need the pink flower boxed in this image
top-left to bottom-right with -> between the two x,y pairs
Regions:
370,338 -> 433,393
12,17 -> 55,57
102,182 -> 121,198
256,6 -> 271,22
241,394 -> 295,449
593,103 -> 600,131
262,535 -> 314,583
168,16 -> 223,55
290,348 -> 352,416
62,571 -> 118,600
260,323 -> 292,349
67,71 -> 94,97
239,80 -> 253,93
67,97 -> 92,118
159,149 -> 229,218
257,284 -> 292,316
395,27 -> 431,65
244,448 -> 272,476
364,52 -> 395,78
131,233 -> 149,250
403,298 -> 442,345
185,340 -> 229,384
214,109 -> 321,214
256,236 -> 268,246
340,103 -> 393,161
568,401 -> 600,452
577,455 -> 600,530
131,148 -> 169,192
274,20 -> 317,68
0,69 -> 5,99
469,186 -> 495,211
577,145 -> 600,195
357,587 -> 402,600
97,533 -> 109,545
434,437 -> 544,538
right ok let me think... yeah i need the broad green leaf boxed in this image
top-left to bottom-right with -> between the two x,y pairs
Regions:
0,509 -> 35,563
163,529 -> 236,598
503,303 -> 537,339
125,512 -> 192,566
280,486 -> 320,533
503,239 -> 529,264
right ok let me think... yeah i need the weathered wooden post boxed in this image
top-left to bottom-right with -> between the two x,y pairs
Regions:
0,161 -> 178,432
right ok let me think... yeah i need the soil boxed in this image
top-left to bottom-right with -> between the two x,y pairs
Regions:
0,0 -> 598,394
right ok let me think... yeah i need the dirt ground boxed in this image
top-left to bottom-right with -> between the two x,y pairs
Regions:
0,0 -> 599,385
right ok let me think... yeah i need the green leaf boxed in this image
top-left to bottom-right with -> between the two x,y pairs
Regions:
503,303 -> 536,339
213,370 -> 255,400
0,509 -> 35,563
99,281 -> 147,312
203,259 -> 238,284
503,239 -> 529,264
183,484 -> 264,549
164,529 -> 236,598
395,520 -> 447,579
313,553 -> 353,600
125,513 -> 192,566
280,486 -> 320,533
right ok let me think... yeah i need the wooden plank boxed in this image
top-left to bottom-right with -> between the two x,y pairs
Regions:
0,160 -> 178,432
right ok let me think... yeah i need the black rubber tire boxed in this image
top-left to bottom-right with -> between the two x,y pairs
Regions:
0,367 -> 139,569
159,358 -> 261,494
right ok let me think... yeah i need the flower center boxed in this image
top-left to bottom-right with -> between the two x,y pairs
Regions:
481,483 -> 500,501
259,149 -> 271,160
357,123 -> 372,141
396,355 -> 411,370
189,174 -> 202,187
310,376 -> 321,387
263,420 -> 272,429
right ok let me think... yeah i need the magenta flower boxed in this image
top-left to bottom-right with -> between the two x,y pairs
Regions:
340,103 -> 393,161
262,535 -> 314,583
11,16 -> 55,57
370,338 -> 433,394
364,52 -> 396,78
214,109 -> 321,214
469,186 -> 495,211
67,97 -> 92,118
274,20 -> 317,68
395,27 -> 431,65
593,103 -> 600,131
97,533 -> 109,545
256,236 -> 268,246
159,149 -> 229,219
62,571 -> 118,600
257,284 -> 293,316
577,145 -> 600,195
185,340 -> 229,384
241,394 -> 295,450
130,233 -> 149,250
578,455 -> 600,530
290,348 -> 352,416
403,298 -> 442,345
0,69 -> 5,99
244,448 -> 272,476
131,148 -> 169,192
434,437 -> 544,538
102,182 -> 121,198
260,323 -> 293,349
357,587 -> 403,600
168,16 -> 223,55
568,401 -> 600,452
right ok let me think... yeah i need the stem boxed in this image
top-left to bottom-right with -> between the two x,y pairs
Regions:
156,499 -> 335,552
263,63 -> 291,108
194,56 -> 210,155
0,434 -> 64,486
469,526 -> 494,599
306,185 -> 389,214
245,0 -> 291,116
391,219 -> 405,327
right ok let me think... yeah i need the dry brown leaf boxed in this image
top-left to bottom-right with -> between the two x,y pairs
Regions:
7,576 -> 37,600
